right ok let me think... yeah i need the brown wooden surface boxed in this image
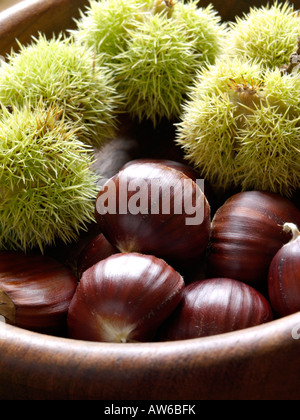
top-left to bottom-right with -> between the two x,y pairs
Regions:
0,0 -> 299,400
0,312 -> 300,400
0,0 -> 90,57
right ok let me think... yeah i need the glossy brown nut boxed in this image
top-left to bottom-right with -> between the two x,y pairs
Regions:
95,162 -> 211,268
268,223 -> 300,317
121,158 -> 217,208
157,277 -> 273,341
0,251 -> 78,334
122,158 -> 201,181
68,252 -> 185,343
77,233 -> 119,278
207,191 -> 300,289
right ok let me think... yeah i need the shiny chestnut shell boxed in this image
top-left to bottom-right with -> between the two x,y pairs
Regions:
95,162 -> 211,268
207,191 -> 300,289
157,278 -> 273,341
121,158 -> 217,210
0,251 -> 78,334
67,252 -> 185,343
122,158 -> 201,182
77,233 -> 119,278
268,224 -> 300,317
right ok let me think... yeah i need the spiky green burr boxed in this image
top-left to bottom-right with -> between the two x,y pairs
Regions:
113,12 -> 201,124
112,0 -> 226,124
72,0 -> 150,63
172,1 -> 226,66
176,57 -> 300,197
0,105 -> 98,253
0,34 -> 121,148
225,1 -> 300,70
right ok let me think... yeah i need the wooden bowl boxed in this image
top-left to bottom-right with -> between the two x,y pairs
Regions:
0,0 -> 300,400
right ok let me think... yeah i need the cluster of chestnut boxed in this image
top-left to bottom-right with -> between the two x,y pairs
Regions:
0,159 -> 299,343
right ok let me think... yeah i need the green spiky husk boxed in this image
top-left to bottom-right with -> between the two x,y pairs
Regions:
112,0 -> 226,124
176,58 -> 300,197
72,0 -> 151,62
113,13 -> 201,124
225,1 -> 300,70
0,104 -> 98,253
0,34 -> 122,148
172,1 -> 226,65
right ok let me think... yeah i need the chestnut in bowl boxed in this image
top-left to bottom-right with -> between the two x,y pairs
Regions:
268,223 -> 300,318
68,252 -> 185,343
157,278 -> 273,341
95,161 -> 211,269
121,158 -> 218,211
0,251 -> 77,335
207,191 -> 300,290
77,233 -> 119,278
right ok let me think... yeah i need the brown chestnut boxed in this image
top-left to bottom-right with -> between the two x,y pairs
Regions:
207,191 -> 300,289
0,251 -> 78,335
268,223 -> 300,317
157,278 -> 273,341
95,161 -> 211,268
67,252 -> 185,343
121,158 -> 217,211
77,233 -> 119,278
121,158 -> 201,183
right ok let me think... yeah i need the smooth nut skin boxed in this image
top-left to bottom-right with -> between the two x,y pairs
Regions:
68,252 -> 185,343
157,278 -> 273,341
122,158 -> 201,182
207,191 -> 300,289
0,251 -> 78,334
95,162 -> 211,269
77,233 -> 119,278
268,231 -> 300,317
121,158 -> 217,210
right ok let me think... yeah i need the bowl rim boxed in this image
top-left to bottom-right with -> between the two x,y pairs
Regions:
1,310 -> 300,399
1,308 -> 300,352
